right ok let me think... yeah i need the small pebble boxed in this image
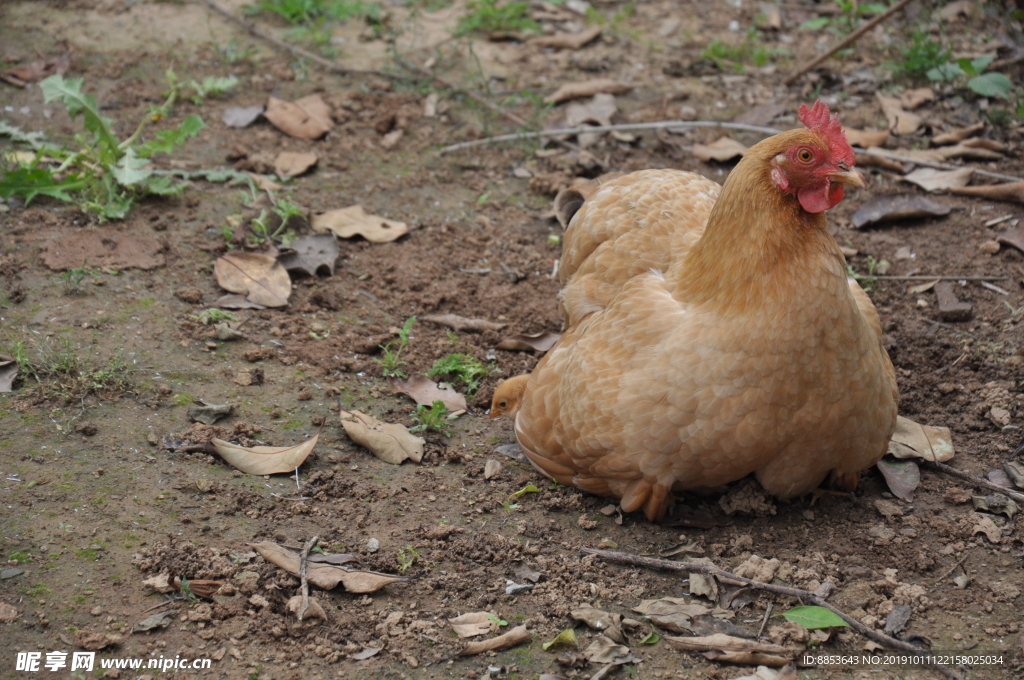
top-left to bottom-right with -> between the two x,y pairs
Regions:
366,538 -> 380,553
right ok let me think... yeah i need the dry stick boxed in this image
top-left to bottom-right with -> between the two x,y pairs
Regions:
923,461 -> 1024,504
297,535 -> 319,622
784,0 -> 917,85
439,120 -> 786,154
199,0 -> 576,150
861,148 -> 1023,183
869,275 -> 1009,281
934,551 -> 972,585
579,548 -> 963,680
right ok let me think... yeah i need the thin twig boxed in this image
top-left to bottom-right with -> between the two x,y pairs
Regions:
868,275 -> 1009,281
439,120 -> 786,154
934,551 -> 971,585
862,148 -> 1023,183
756,602 -> 773,639
580,548 -> 963,680
785,0 -> 917,85
923,461 -> 1024,504
297,535 -> 319,622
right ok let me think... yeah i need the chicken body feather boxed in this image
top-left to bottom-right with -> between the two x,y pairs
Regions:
514,128 -> 898,521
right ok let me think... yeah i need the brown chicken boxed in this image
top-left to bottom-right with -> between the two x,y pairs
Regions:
512,101 -> 898,521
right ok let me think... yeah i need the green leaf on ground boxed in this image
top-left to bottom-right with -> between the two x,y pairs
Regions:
781,606 -> 850,630
40,75 -> 120,160
0,167 -> 86,205
136,115 -> 207,158
968,72 -> 1013,98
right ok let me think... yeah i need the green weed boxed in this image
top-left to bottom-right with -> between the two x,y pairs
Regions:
218,38 -> 260,64
191,308 -> 238,325
891,29 -> 951,80
700,31 -> 780,72
59,261 -> 100,295
397,545 -> 419,573
248,198 -> 305,246
409,400 -> 453,436
12,338 -> 132,398
374,316 -> 416,378
0,74 -> 209,221
799,0 -> 887,35
8,551 -> 32,563
426,353 -> 494,395
455,0 -> 539,37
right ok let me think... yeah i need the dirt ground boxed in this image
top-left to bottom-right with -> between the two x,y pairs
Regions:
2,1 -> 1024,679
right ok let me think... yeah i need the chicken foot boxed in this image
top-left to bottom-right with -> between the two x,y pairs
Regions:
580,547 -> 964,680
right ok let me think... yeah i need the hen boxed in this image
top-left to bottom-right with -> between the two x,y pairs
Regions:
512,101 -> 898,521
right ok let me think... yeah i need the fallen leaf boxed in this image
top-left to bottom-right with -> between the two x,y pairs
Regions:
274,151 -> 318,178
214,251 -> 291,307
529,25 -> 603,49
901,167 -> 973,192
340,409 -> 424,464
311,205 -> 409,243
212,430 -> 319,475
877,94 -> 921,135
308,552 -> 359,565
251,542 -> 411,591
248,173 -> 283,192
350,647 -> 382,660
731,665 -> 784,680
851,195 -> 951,229
0,52 -> 70,87
665,633 -> 797,656
40,231 -> 165,271
545,79 -> 634,104
420,313 -> 506,332
899,87 -> 935,110
887,415 -> 955,462
542,629 -> 579,650
939,0 -> 975,21
876,456 -> 921,501
855,151 -> 906,173
182,579 -> 224,599
380,129 -> 404,150
633,597 -> 711,618
496,332 -> 561,352
583,634 -> 629,663
222,105 -> 264,129
142,573 -> 175,594
693,137 -> 747,163
187,403 -> 233,425
264,95 -> 333,139
972,513 -> 1002,543
843,127 -> 889,148
277,234 -> 339,276
0,356 -> 17,392
484,459 -> 502,479
590,654 -> 644,680
690,572 -> 719,601
564,93 -> 618,147
286,595 -> 327,620
907,280 -> 939,294
960,137 -> 1008,153
781,606 -> 849,630
132,612 -> 173,632
495,442 -> 526,460
933,121 -> 986,145
512,561 -> 542,583
448,611 -> 500,638
972,493 -> 1018,518
571,606 -> 622,632
389,374 -> 467,412
952,181 -> 1024,205
1004,460 -> 1024,488
458,624 -> 531,655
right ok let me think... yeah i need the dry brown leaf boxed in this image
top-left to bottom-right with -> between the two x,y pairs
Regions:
340,409 -> 424,464
264,95 -> 333,139
311,205 -> 409,243
877,94 -> 921,135
854,151 -> 905,173
185,579 -> 226,600
458,624 -> 531,656
544,79 -> 634,104
565,93 -> 618,147
933,121 -> 985,145
851,195 -> 951,229
274,152 -> 318,178
934,143 -> 1003,161
214,251 -> 291,307
448,611 -> 500,638
972,513 -> 1001,543
899,87 -> 935,110
997,222 -> 1024,252
496,332 -> 561,352
583,634 -> 629,663
212,430 -> 319,475
350,647 -> 382,660
0,357 -> 17,393
901,167 -> 973,192
529,25 -> 603,49
887,416 -> 955,462
142,573 -> 175,594
286,595 -> 327,620
693,137 -> 747,163
960,137 -> 1008,153
633,597 -> 710,617
704,651 -> 795,667
951,181 -> 1024,205
420,313 -> 506,332
389,374 -> 467,412
939,0 -> 975,21
0,53 -> 70,87
277,234 -> 339,276
843,127 -> 889,148
248,173 -> 283,192
251,542 -> 410,591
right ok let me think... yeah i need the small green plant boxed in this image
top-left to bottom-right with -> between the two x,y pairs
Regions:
426,353 -> 494,395
248,198 -> 305,246
409,400 -> 453,436
487,614 -> 509,627
218,38 -> 260,64
59,260 -> 99,295
191,308 -> 238,325
13,337 -> 132,398
166,70 -> 239,105
179,578 -> 200,604
890,29 -> 951,81
926,55 -> 1014,98
0,74 -> 206,221
455,0 -> 539,37
8,551 -> 32,563
397,544 -> 419,573
800,0 -> 887,35
374,316 -> 416,378
846,256 -> 889,293
699,29 -> 783,72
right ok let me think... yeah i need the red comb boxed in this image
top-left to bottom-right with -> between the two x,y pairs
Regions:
798,100 -> 854,165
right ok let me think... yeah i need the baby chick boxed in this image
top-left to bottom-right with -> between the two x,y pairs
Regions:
488,374 -> 530,419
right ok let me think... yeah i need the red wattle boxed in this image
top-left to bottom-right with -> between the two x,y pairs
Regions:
797,180 -> 843,213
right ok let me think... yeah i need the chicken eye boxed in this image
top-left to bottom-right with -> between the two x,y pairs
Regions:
499,401 -> 507,408
797,148 -> 814,163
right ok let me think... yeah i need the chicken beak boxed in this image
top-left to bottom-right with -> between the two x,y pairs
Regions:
488,411 -> 500,419
829,167 -> 866,189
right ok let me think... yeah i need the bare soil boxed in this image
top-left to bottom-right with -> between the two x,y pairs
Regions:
1,1 -> 1023,680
